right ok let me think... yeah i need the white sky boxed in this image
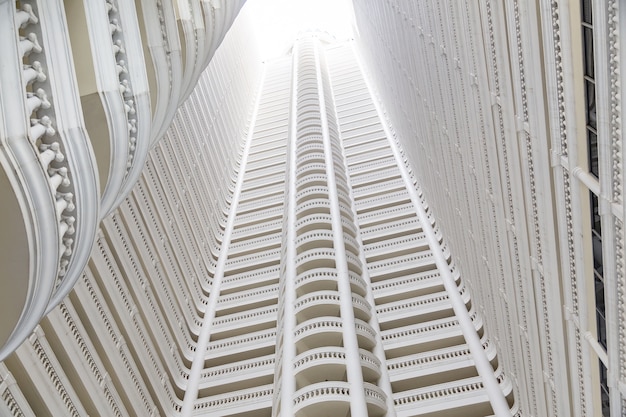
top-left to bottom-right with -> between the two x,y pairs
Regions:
242,0 -> 356,60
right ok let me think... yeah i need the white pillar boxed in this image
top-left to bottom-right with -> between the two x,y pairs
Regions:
277,44 -> 300,417
314,39 -> 369,417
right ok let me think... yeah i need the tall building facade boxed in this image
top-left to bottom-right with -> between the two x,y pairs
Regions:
352,0 -> 626,416
1,0 -> 626,416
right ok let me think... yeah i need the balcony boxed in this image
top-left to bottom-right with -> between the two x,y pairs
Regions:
206,328 -> 276,366
367,251 -> 438,282
224,248 -> 281,275
294,317 -> 343,352
381,312 -> 484,359
346,155 -> 397,176
221,265 -> 280,295
193,384 -> 273,417
292,381 -> 387,417
393,364 -> 513,417
211,305 -> 278,340
295,291 -> 341,321
293,381 -> 350,417
295,268 -> 339,295
364,232 -> 429,262
198,355 -> 275,397
216,283 -> 279,315
387,337 -> 497,393
371,270 -> 448,304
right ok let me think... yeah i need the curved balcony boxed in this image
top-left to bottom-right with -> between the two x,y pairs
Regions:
296,173 -> 327,191
295,198 -> 331,219
354,318 -> 377,350
295,248 -> 337,275
295,213 -> 333,234
295,268 -> 339,295
294,317 -> 343,352
296,143 -> 325,160
296,152 -> 326,169
295,161 -> 326,177
295,229 -> 334,252
295,185 -> 330,205
351,293 -> 372,322
0,1 -> 99,361
345,251 -> 363,275
293,347 -> 348,387
342,232 -> 360,256
340,217 -> 358,239
293,381 -> 350,417
363,382 -> 388,417
348,270 -> 368,297
294,347 -> 381,387
295,290 -> 341,321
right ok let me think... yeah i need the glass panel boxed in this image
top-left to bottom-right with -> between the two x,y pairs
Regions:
581,0 -> 593,25
583,27 -> 595,78
590,192 -> 601,236
599,360 -> 610,416
588,129 -> 599,178
586,79 -> 597,130
595,274 -> 606,348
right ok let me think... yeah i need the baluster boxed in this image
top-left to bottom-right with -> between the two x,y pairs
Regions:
119,79 -> 131,96
23,61 -> 46,85
62,238 -> 73,257
15,4 -> 38,29
26,88 -> 50,114
39,142 -> 64,169
109,19 -> 122,35
61,215 -> 75,235
48,166 -> 70,191
116,60 -> 127,76
124,99 -> 136,116
105,1 -> 118,15
112,39 -> 125,56
55,192 -> 74,216
30,116 -> 55,142
58,259 -> 69,277
19,32 -> 42,57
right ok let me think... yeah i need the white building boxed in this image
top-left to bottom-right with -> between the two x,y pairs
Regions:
1,0 -> 625,416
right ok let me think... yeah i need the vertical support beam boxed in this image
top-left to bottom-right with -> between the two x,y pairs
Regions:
278,45 -> 299,417
314,39 -> 368,416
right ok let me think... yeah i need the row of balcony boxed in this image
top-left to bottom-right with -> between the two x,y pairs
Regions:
0,0 -> 247,360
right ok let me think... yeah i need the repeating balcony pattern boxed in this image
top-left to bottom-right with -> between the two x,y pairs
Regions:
0,18 -> 525,417
0,0 -> 248,362
0,11 -> 261,416
326,43 -> 516,416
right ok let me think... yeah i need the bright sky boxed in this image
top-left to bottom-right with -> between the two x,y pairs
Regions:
242,0 -> 356,60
